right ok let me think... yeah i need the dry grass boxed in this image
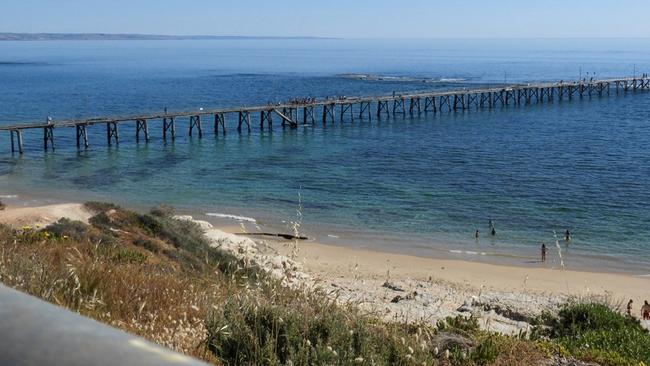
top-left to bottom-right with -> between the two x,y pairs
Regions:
0,203 -> 606,365
0,205 -> 248,362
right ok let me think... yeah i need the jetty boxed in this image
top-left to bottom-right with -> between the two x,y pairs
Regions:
2,76 -> 649,153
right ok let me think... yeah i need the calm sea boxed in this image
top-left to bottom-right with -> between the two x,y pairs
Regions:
1,38 -> 650,274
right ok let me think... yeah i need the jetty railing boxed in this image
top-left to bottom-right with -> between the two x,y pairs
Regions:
2,77 -> 649,153
0,284 -> 208,366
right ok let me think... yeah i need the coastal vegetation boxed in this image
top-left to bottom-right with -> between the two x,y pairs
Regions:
0,202 -> 647,365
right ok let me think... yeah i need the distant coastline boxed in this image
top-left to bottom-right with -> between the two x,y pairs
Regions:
0,32 -> 337,41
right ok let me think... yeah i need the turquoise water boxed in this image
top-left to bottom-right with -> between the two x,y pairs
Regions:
1,39 -> 650,273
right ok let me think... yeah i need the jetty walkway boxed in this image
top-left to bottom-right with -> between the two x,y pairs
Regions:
2,76 -> 649,153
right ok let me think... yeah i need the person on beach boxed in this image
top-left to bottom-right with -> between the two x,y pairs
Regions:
642,301 -> 650,320
541,243 -> 547,262
627,299 -> 634,317
564,229 -> 571,242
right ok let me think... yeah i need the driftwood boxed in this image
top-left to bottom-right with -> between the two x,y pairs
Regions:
239,232 -> 309,240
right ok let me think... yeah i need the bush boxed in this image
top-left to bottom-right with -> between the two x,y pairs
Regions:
437,315 -> 480,336
204,289 -> 437,365
536,302 -> 650,365
112,249 -> 147,264
44,218 -> 90,240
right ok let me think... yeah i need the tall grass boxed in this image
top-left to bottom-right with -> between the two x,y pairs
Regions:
0,202 -> 642,365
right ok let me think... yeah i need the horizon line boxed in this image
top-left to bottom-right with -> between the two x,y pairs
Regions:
2,32 -> 650,41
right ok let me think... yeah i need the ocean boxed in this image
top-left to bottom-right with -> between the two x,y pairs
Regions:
1,38 -> 650,274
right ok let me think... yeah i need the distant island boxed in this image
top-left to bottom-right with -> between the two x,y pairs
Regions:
0,33 -> 335,41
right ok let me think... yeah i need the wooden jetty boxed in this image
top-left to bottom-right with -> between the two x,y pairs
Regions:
2,76 -> 649,153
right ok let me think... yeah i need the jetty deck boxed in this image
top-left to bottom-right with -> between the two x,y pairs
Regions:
2,76 -> 649,153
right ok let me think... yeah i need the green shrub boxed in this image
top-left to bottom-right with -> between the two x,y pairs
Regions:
112,249 -> 147,264
437,315 -> 480,336
536,302 -> 650,365
44,218 -> 90,240
470,337 -> 499,365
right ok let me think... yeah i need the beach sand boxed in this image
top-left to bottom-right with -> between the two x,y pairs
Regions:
218,225 -> 650,334
0,203 -> 93,228
2,202 -> 648,334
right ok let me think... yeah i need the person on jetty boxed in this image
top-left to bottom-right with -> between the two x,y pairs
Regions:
627,299 -> 634,317
642,301 -> 650,320
564,229 -> 572,242
541,243 -> 547,262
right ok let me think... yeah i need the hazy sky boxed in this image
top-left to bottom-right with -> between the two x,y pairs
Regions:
2,0 -> 650,38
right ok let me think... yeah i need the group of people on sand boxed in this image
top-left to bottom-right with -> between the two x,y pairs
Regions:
627,299 -> 650,320
475,221 -> 572,263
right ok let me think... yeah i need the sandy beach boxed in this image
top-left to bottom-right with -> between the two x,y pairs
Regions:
2,202 -> 649,334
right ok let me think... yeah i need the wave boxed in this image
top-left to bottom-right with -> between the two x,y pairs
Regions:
338,73 -> 467,84
449,249 -> 486,256
0,194 -> 17,198
206,212 -> 257,223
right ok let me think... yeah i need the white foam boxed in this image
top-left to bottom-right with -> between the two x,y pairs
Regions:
0,195 -> 18,198
449,249 -> 488,256
327,234 -> 340,239
206,212 -> 257,223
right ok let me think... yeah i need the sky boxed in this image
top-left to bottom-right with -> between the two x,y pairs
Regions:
2,0 -> 650,39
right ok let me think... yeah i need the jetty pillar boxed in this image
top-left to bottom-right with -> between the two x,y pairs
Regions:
409,98 -> 421,115
43,126 -> 55,151
189,115 -> 202,138
214,113 -> 225,135
340,103 -> 353,122
135,119 -> 149,142
106,122 -> 119,146
260,110 -> 273,131
76,124 -> 89,149
424,96 -> 436,113
303,106 -> 315,124
322,103 -> 335,124
358,101 -> 371,120
466,93 -> 477,109
163,117 -> 175,140
439,95 -> 451,111
10,130 -> 23,154
238,111 -> 251,132
377,100 -> 390,118
392,98 -> 405,116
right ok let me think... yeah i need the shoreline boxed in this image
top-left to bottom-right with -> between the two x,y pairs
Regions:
1,191 -> 649,277
1,199 -> 649,333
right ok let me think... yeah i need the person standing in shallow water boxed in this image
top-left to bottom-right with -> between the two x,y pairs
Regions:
488,220 -> 496,236
475,230 -> 480,240
541,243 -> 547,262
564,229 -> 572,242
